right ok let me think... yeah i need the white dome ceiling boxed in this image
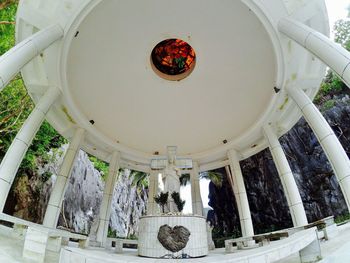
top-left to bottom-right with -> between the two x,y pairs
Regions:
16,0 -> 329,168
66,0 -> 276,155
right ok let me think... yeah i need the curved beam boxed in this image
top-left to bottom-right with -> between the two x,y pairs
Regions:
0,86 -> 60,212
278,18 -> 350,88
0,24 -> 64,91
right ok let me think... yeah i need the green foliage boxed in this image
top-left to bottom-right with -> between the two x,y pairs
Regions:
320,75 -> 344,94
179,173 -> 190,186
88,156 -> 109,179
211,226 -> 241,248
131,171 -> 149,190
314,71 -> 348,106
0,2 -> 17,54
334,213 -> 350,224
154,192 -> 169,213
107,228 -> 138,241
108,228 -> 117,238
314,19 -> 350,106
322,99 -> 335,111
334,19 -> 350,51
180,170 -> 223,188
0,2 -> 66,176
171,191 -> 185,212
201,171 -> 223,188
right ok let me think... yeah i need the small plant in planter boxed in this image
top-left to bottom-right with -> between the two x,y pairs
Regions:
171,191 -> 186,212
154,192 -> 169,213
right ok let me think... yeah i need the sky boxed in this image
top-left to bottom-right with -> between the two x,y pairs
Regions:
325,0 -> 349,31
181,0 -> 350,214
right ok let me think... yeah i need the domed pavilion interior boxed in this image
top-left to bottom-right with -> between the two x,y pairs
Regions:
0,0 -> 350,262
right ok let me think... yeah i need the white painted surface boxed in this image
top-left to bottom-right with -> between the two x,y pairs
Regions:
66,0 -> 276,156
15,0 -> 328,167
146,171 -> 159,215
43,128 -> 85,228
227,149 -> 254,237
263,124 -> 308,227
279,17 -> 350,88
0,25 -> 63,90
96,152 -> 120,245
190,162 -> 203,216
58,227 -> 320,263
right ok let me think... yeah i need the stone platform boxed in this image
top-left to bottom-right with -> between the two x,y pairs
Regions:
2,223 -> 350,262
138,215 -> 208,258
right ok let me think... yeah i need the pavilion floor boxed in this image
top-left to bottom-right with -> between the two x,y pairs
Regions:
0,223 -> 350,263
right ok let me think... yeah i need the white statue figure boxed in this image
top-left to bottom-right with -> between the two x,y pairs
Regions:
162,155 -> 182,213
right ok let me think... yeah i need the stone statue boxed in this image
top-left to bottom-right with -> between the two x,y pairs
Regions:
162,157 -> 181,213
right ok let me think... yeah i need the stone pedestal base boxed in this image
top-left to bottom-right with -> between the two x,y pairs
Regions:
23,227 -> 49,263
138,215 -> 208,258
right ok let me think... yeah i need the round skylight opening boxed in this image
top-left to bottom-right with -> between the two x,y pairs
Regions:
151,39 -> 196,81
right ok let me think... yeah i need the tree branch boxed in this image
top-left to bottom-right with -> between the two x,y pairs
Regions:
0,21 -> 15,25
0,0 -> 18,11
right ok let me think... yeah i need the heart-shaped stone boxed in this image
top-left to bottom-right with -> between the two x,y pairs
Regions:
157,224 -> 191,252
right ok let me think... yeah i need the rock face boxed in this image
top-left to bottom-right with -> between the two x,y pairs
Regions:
207,168 -> 241,235
109,169 -> 148,237
208,95 -> 350,235
58,153 -> 147,236
57,150 -> 104,233
5,146 -> 148,237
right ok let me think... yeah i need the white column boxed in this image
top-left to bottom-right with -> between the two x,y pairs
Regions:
96,151 -> 120,245
43,128 -> 84,228
0,25 -> 64,91
287,86 -> 350,211
278,18 -> 350,88
147,171 -> 159,215
225,165 -> 242,220
0,86 -> 60,212
190,162 -> 203,216
263,125 -> 308,227
227,149 -> 254,237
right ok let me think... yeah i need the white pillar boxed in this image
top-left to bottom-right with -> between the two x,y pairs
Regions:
96,151 -> 120,245
43,128 -> 84,228
147,171 -> 159,215
227,149 -> 254,237
278,18 -> 350,88
287,86 -> 350,211
225,165 -> 242,220
0,86 -> 60,212
263,125 -> 308,227
0,25 -> 64,91
190,162 -> 203,216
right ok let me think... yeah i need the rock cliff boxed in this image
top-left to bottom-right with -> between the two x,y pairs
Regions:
4,147 -> 147,237
207,95 -> 350,238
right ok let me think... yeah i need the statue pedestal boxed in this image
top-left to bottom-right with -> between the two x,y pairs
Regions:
138,215 -> 208,258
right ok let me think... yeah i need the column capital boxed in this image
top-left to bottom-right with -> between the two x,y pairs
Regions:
263,124 -> 281,149
227,148 -> 241,163
109,151 -> 121,167
191,161 -> 199,173
286,86 -> 312,110
68,128 -> 85,150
